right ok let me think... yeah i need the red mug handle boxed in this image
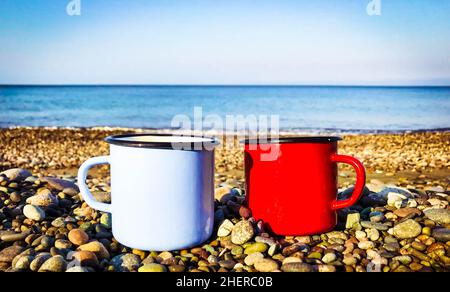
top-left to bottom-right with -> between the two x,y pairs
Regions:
331,154 -> 366,210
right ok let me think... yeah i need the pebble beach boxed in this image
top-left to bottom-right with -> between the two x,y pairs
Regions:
0,127 -> 449,272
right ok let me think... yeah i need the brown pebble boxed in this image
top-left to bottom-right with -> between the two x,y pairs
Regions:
68,229 -> 89,246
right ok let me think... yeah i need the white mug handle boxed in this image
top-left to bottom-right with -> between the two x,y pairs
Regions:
77,156 -> 112,213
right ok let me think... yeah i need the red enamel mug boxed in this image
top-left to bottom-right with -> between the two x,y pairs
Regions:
243,136 -> 366,236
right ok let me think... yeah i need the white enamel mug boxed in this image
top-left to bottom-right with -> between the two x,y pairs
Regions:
77,134 -> 218,251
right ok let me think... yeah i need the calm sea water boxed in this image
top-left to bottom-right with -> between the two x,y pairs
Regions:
0,86 -> 449,132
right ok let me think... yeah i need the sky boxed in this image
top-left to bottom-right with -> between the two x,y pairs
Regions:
0,0 -> 450,85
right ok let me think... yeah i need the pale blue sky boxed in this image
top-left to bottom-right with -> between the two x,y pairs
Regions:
0,0 -> 449,85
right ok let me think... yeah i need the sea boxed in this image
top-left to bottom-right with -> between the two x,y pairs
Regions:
1,85 -> 449,133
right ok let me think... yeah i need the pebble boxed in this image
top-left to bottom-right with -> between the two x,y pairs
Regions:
254,259 -> 279,272
231,246 -> 243,256
38,256 -> 67,272
0,230 -> 31,242
51,217 -> 66,228
394,208 -> 421,218
217,219 -> 234,237
392,219 -> 422,239
168,265 -> 185,272
66,266 -> 90,272
26,189 -> 58,207
110,253 -> 141,272
0,169 -> 32,181
322,253 -> 337,264
239,206 -> 252,219
0,246 -> 24,263
424,209 -> 450,224
343,254 -> 357,266
268,244 -> 278,257
100,213 -> 112,229
30,253 -> 52,272
282,257 -> 302,265
345,213 -> 361,229
244,242 -> 268,255
358,241 -> 375,250
392,255 -> 412,265
68,229 -> 89,246
281,263 -> 313,272
215,187 -> 232,203
138,263 -> 167,272
55,239 -> 73,250
14,255 -> 34,270
432,228 -> 450,242
42,177 -> 78,192
71,251 -> 99,267
231,220 -> 254,245
23,205 -> 46,221
366,228 -> 380,241
360,221 -> 389,231
219,260 -> 236,270
244,252 -> 264,266
355,231 -> 367,241
78,241 -> 110,260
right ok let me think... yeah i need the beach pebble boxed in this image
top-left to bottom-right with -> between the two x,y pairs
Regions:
424,209 -> 450,224
138,263 -> 167,272
110,254 -> 141,272
231,220 -> 254,245
71,251 -> 99,267
100,213 -> 112,229
355,231 -> 367,241
239,206 -> 252,219
254,259 -> 279,272
358,241 -> 375,250
281,263 -> 313,272
26,189 -> 58,207
387,193 -> 407,208
244,252 -> 264,266
0,246 -> 24,263
217,219 -> 234,237
244,242 -> 268,255
0,169 -> 32,181
0,230 -> 31,242
43,177 -> 78,192
23,205 -> 46,221
51,217 -> 66,228
55,239 -> 72,250
432,228 -> 450,242
93,192 -> 111,203
30,253 -> 52,272
68,229 -> 89,246
219,260 -> 236,270
215,187 -> 232,203
343,254 -> 357,266
345,213 -> 361,229
38,256 -> 67,272
78,241 -> 110,260
282,257 -> 302,265
322,253 -> 337,264
66,266 -> 90,272
360,221 -> 389,231
13,255 -> 34,270
393,219 -> 422,239
366,228 -> 380,241
394,208 -> 421,218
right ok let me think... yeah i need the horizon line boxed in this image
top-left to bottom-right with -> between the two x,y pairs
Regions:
1,84 -> 450,88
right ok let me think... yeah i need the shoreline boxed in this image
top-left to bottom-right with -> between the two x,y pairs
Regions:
2,126 -> 450,135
